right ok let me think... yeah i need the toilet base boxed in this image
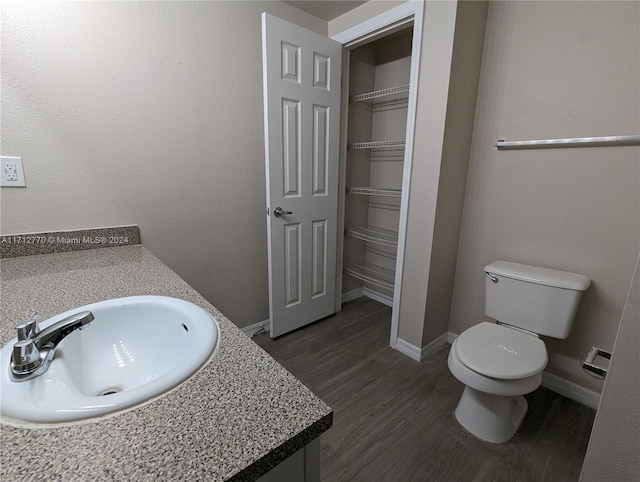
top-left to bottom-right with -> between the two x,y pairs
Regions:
454,386 -> 528,444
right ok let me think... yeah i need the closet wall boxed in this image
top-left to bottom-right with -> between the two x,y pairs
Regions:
342,29 -> 413,304
332,1 -> 488,354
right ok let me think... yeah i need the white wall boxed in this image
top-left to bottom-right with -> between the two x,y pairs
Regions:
449,1 -> 640,392
581,254 -> 640,480
395,0 -> 459,345
329,1 -> 405,37
0,1 -> 325,327
421,0 -> 488,346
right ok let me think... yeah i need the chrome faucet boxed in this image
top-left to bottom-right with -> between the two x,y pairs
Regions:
10,311 -> 94,382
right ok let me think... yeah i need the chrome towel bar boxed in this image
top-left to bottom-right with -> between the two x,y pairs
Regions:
495,135 -> 640,150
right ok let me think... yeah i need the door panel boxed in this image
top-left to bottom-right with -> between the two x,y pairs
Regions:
284,223 -> 301,307
262,13 -> 342,337
312,105 -> 329,195
282,99 -> 301,197
312,219 -> 327,298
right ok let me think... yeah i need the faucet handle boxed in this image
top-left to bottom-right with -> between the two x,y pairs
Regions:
11,339 -> 42,374
15,313 -> 40,341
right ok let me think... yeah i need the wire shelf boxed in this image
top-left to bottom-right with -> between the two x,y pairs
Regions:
351,84 -> 410,103
348,140 -> 406,150
346,226 -> 399,248
347,187 -> 402,198
344,263 -> 396,291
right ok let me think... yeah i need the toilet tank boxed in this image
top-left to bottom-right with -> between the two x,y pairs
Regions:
484,261 -> 591,339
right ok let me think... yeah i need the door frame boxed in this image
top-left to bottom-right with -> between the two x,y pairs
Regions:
331,0 -> 424,349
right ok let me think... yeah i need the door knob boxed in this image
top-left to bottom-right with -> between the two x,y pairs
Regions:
273,207 -> 293,218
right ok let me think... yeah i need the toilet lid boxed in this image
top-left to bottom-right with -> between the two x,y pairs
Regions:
455,322 -> 548,379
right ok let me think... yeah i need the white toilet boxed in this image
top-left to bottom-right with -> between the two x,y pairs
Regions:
448,261 -> 590,444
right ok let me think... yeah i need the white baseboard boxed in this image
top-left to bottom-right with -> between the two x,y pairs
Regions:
396,332 -> 449,362
341,287 -> 364,303
340,287 -> 393,307
241,319 -> 271,338
363,287 -> 393,307
422,332 -> 449,358
395,337 -> 422,361
541,371 -> 600,409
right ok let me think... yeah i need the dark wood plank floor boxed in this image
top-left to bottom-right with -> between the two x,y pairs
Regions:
253,298 -> 595,482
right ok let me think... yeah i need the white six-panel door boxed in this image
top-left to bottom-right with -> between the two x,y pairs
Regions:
262,13 -> 342,337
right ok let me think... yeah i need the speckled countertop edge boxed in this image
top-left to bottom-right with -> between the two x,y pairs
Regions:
0,245 -> 332,481
0,225 -> 140,258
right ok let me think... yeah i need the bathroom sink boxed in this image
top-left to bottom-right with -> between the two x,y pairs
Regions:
0,296 -> 219,425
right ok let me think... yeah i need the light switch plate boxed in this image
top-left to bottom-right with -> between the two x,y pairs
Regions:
1,156 -> 26,187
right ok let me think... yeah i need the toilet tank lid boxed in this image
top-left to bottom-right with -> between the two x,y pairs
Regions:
485,261 -> 591,291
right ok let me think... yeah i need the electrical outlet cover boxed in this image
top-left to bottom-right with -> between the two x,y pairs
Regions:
1,156 -> 26,187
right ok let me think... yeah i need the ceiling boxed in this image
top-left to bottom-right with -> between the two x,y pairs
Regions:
282,1 -> 368,21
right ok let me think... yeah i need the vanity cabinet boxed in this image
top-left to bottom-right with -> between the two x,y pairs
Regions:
257,439 -> 320,482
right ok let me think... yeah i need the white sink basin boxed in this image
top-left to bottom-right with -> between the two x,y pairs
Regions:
1,296 -> 219,425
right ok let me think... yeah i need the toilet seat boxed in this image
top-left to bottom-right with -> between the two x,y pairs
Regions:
455,322 -> 547,379
448,339 -> 542,397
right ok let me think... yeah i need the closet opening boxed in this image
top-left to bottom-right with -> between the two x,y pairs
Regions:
336,25 -> 417,347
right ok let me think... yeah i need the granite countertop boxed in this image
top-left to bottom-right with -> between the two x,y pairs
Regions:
0,245 -> 332,481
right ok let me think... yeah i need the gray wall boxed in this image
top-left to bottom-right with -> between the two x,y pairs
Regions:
421,0 -> 488,346
0,1 -> 325,327
581,254 -> 640,480
394,0 -> 460,346
449,1 -> 640,392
